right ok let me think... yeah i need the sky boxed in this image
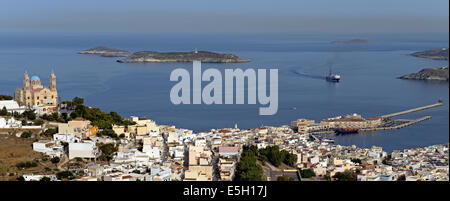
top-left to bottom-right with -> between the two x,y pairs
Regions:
0,0 -> 448,33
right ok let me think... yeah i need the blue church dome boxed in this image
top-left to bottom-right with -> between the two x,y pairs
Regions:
30,75 -> 40,81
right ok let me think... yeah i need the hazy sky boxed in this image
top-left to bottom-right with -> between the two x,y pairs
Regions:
1,0 -> 448,33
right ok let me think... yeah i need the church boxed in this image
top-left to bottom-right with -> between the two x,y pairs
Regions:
14,71 -> 58,111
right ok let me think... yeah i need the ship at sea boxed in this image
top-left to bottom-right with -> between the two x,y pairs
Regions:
326,68 -> 340,82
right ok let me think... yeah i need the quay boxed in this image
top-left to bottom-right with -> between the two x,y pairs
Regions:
360,116 -> 432,132
381,101 -> 444,119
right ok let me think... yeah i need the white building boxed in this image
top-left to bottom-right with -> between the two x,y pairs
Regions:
69,141 -> 97,159
53,133 -> 76,143
0,100 -> 26,114
33,140 -> 64,157
143,145 -> 161,159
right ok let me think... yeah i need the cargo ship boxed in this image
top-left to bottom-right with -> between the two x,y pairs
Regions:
326,68 -> 340,82
335,128 -> 358,135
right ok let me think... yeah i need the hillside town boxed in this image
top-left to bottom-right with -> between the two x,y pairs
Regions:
0,72 -> 448,181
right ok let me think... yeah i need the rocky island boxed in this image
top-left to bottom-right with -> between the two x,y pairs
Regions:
79,46 -> 130,57
117,50 -> 249,63
330,39 -> 373,45
399,67 -> 449,81
410,48 -> 449,60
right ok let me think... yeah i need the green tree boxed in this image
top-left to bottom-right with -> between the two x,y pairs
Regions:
0,95 -> 13,100
333,171 -> 356,181
41,128 -> 57,137
56,171 -> 73,180
40,176 -> 51,181
20,131 -> 32,138
72,97 -> 84,107
22,110 -> 36,120
283,151 -> 298,167
235,151 -> 264,181
51,157 -> 60,165
300,169 -> 316,178
0,106 -> 7,116
98,143 -> 118,162
33,118 -> 44,126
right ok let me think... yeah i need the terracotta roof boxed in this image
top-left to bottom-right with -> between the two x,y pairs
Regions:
219,146 -> 239,153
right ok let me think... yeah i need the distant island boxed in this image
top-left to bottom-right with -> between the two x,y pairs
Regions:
399,66 -> 449,81
330,39 -> 373,45
79,46 -> 131,57
410,48 -> 449,60
117,50 -> 250,63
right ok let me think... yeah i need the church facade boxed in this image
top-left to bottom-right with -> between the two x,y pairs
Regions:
14,72 -> 58,108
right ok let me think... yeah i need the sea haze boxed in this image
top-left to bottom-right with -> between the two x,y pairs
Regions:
0,32 -> 448,152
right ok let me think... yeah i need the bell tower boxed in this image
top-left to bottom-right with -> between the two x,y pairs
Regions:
23,71 -> 30,89
50,70 -> 56,90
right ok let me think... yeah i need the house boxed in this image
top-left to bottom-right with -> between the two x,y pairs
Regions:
53,133 -> 76,143
33,140 -> 64,157
218,146 -> 239,157
68,141 -> 97,159
0,100 -> 26,114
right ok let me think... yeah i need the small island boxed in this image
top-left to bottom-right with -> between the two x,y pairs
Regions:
79,46 -> 131,57
410,48 -> 449,60
399,67 -> 449,81
330,39 -> 373,45
117,50 -> 250,63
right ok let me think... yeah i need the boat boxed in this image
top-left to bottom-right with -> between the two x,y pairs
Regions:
335,128 -> 358,135
326,68 -> 340,82
322,138 -> 335,143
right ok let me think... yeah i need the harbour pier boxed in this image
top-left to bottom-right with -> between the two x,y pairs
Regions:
360,116 -> 432,132
381,101 -> 444,119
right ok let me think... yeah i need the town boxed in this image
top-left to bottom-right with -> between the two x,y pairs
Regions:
0,72 -> 448,181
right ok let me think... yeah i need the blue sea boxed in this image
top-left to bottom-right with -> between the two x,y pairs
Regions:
0,32 -> 448,152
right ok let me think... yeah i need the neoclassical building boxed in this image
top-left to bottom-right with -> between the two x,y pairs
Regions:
14,71 -> 58,108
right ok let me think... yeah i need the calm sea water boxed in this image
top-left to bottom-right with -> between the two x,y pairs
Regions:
0,32 -> 448,152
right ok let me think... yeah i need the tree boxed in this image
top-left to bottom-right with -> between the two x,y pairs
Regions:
51,157 -> 60,165
300,169 -> 316,178
33,118 -> 44,126
283,151 -> 298,167
277,176 -> 289,181
333,171 -> 356,181
72,97 -> 84,107
20,131 -> 32,138
98,143 -> 118,162
0,106 -> 7,116
0,95 -> 13,100
22,110 -> 36,120
56,171 -> 73,180
40,176 -> 51,181
235,151 -> 264,181
41,128 -> 57,137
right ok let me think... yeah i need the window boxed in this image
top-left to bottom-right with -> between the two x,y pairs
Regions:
44,96 -> 47,99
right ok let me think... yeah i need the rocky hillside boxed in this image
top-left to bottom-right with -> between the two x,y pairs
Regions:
399,67 -> 449,81
411,48 -> 449,60
79,46 -> 130,57
117,51 -> 250,63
